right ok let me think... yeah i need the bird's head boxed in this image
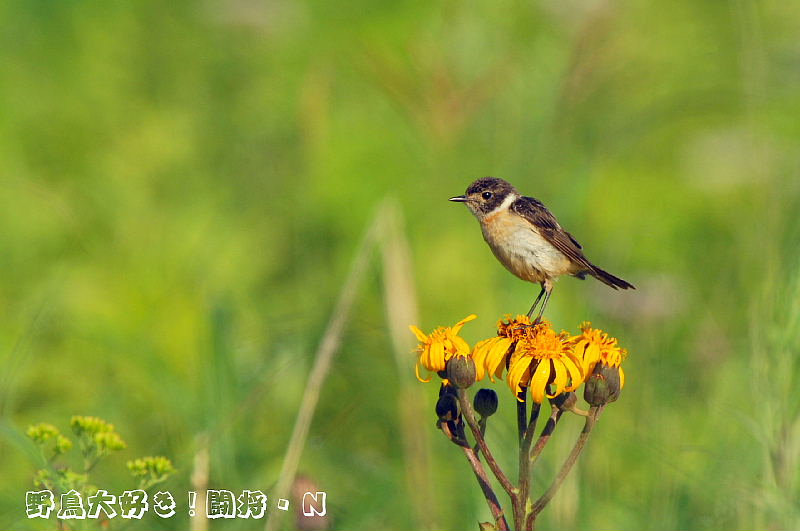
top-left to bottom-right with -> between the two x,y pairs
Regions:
449,177 -> 519,219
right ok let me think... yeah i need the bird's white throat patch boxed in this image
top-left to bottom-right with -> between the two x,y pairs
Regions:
489,192 -> 519,215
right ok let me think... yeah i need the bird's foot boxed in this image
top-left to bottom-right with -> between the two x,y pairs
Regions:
513,317 -> 542,331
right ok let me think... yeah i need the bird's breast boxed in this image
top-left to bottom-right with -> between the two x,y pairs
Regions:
480,211 -> 574,282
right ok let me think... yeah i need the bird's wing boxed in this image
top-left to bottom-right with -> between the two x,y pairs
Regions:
511,196 -> 594,270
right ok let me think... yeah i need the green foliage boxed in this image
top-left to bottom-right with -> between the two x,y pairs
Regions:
25,416 -> 174,524
70,416 -> 127,469
26,424 -> 73,458
127,457 -> 177,491
33,469 -> 90,496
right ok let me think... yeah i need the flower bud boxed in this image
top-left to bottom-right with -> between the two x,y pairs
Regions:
583,363 -> 622,406
446,356 -> 476,389
26,423 -> 59,444
473,388 -> 499,417
127,456 -> 176,489
435,393 -> 460,421
439,382 -> 458,397
54,435 -> 73,454
549,391 -> 577,412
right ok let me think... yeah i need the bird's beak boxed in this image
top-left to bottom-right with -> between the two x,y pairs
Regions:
449,195 -> 468,202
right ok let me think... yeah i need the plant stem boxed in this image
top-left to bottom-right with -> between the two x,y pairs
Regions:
516,389 -> 527,445
522,402 -> 542,456
529,409 -> 563,465
461,445 -> 511,531
526,406 -> 604,529
473,417 -> 487,454
518,401 -> 541,529
441,422 -> 510,531
456,389 -> 517,499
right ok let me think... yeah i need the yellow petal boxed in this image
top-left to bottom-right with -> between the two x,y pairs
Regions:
548,360 -> 567,398
471,338 -> 495,382
419,345 -> 430,370
415,363 -> 431,383
487,338 -> 513,381
451,314 -> 478,335
476,338 -> 500,382
507,355 -> 533,398
580,342 -> 601,374
530,360 -> 551,403
431,341 -> 445,371
587,342 -> 601,363
451,335 -> 471,356
563,357 -> 584,390
620,367 -> 625,389
608,348 -> 622,366
409,325 -> 428,343
443,337 -> 454,353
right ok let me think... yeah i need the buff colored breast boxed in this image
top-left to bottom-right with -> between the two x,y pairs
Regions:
480,209 -> 575,283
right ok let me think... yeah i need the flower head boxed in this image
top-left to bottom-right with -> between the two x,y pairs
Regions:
410,314 -> 477,382
471,315 -> 530,382
570,322 -> 627,388
128,456 -> 176,490
506,321 -> 584,403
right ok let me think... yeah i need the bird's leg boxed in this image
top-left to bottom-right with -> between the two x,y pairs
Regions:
533,282 -> 553,324
526,284 -> 546,319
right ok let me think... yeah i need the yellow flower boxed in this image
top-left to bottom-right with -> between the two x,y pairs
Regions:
410,314 -> 477,382
570,321 -> 627,388
471,315 -> 530,382
506,322 -> 584,403
472,337 -> 513,382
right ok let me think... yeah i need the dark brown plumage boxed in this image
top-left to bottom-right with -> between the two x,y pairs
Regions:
510,196 -> 634,290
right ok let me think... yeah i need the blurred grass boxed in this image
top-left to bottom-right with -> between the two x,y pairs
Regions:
1,0 -> 799,529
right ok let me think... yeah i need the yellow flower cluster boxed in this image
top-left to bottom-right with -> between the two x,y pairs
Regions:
571,321 -> 627,389
410,315 -> 627,403
410,314 -> 476,382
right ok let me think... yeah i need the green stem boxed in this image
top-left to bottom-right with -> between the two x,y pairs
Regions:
440,419 -> 510,531
527,406 -> 604,528
473,417 -> 487,453
529,409 -> 563,464
518,401 -> 541,528
456,389 -> 517,499
460,444 -> 511,531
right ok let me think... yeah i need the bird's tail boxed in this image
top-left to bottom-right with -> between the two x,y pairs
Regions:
587,265 -> 635,290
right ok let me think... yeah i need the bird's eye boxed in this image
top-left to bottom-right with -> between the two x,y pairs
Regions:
482,192 -> 493,200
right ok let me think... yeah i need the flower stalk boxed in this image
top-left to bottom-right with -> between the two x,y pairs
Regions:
412,315 -> 627,530
456,389 -> 517,499
526,406 -> 604,529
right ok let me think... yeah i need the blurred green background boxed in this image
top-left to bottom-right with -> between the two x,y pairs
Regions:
1,0 -> 799,529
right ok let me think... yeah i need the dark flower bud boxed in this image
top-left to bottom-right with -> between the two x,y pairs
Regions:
583,364 -> 622,406
439,382 -> 458,397
446,356 -> 476,389
549,391 -> 577,412
436,393 -> 460,421
473,388 -> 499,417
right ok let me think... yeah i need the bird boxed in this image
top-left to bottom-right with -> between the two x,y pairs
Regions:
449,177 -> 634,322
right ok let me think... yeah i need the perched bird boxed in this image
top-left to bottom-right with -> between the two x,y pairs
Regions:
450,177 -> 634,321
